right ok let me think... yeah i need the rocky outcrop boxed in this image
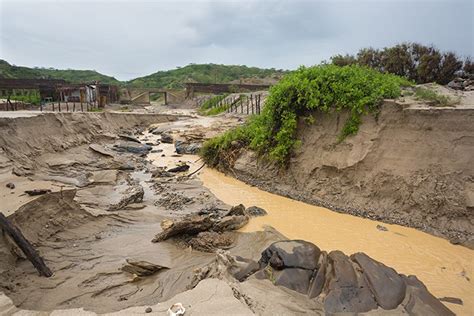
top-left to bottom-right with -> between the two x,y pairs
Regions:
234,240 -> 454,315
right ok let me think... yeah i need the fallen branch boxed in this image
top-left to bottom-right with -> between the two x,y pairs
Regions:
0,212 -> 53,277
187,163 -> 206,177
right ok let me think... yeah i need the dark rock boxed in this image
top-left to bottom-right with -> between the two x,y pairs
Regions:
447,80 -> 464,90
145,307 -> 152,313
145,142 -> 155,146
167,164 -> 190,173
324,251 -> 378,313
403,275 -> 455,315
118,162 -> 135,170
175,140 -> 202,154
259,240 -> 321,270
160,133 -> 173,144
246,206 -> 267,217
376,224 -> 388,231
351,252 -> 406,310
112,141 -> 152,154
149,126 -> 169,135
308,251 -> 327,299
118,134 -> 140,143
25,189 -> 51,196
273,268 -> 313,294
151,149 -> 163,153
6,183 -> 15,189
438,297 -> 463,305
226,204 -> 246,216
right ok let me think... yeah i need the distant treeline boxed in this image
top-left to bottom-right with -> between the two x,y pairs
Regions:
330,43 -> 473,85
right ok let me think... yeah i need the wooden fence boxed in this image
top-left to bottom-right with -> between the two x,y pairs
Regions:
199,93 -> 263,115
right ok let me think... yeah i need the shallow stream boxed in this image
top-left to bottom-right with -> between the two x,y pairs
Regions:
199,168 -> 474,315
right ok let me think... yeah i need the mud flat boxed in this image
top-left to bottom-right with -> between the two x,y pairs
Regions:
0,110 -> 466,315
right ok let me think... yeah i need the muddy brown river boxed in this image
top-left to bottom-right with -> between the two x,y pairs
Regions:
200,168 -> 474,315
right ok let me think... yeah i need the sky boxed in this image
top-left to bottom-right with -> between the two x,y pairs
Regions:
0,0 -> 473,81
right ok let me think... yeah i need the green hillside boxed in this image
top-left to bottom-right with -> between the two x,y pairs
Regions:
127,63 -> 286,88
0,60 -> 120,84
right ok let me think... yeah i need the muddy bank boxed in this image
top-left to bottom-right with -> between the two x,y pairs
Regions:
0,111 -> 462,315
223,102 -> 474,245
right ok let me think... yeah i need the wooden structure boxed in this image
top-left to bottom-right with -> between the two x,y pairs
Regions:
0,212 -> 53,277
185,82 -> 271,99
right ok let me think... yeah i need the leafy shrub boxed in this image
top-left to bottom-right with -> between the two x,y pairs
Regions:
201,64 -> 411,166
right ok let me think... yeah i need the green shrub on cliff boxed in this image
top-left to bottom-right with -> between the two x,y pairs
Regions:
201,64 -> 411,166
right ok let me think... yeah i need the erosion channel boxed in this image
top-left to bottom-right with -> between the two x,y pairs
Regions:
0,110 -> 471,315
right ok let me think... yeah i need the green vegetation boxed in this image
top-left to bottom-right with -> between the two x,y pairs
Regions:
414,87 -> 457,106
8,90 -> 41,105
201,64 -> 411,167
198,94 -> 229,115
0,60 -> 120,84
127,64 -> 285,89
330,43 -> 471,85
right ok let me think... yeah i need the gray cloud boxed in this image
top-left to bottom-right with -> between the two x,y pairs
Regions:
0,0 -> 472,80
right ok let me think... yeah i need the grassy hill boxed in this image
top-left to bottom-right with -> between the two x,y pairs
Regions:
0,60 -> 285,88
127,64 -> 286,88
0,60 -> 120,84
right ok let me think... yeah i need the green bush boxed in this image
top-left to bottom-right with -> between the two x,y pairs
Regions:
198,94 -> 229,115
201,64 -> 411,166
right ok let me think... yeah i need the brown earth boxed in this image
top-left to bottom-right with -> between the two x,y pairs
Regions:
0,108 -> 463,315
228,100 -> 474,246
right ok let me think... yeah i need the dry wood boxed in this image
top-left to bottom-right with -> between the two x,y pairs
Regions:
0,212 -> 53,277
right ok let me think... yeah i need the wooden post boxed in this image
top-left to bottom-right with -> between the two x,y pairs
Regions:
66,101 -> 69,112
73,102 -> 76,112
81,101 -> 83,112
246,96 -> 249,115
0,212 -> 53,277
52,102 -> 55,112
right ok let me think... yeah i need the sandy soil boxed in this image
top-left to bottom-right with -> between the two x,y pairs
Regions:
228,98 -> 474,246
0,107 -> 467,315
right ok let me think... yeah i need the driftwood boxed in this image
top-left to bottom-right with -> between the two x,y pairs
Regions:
152,215 -> 214,242
0,212 -> 53,277
25,189 -> 51,196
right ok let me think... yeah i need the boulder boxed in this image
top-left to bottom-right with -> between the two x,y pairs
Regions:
246,206 -> 267,217
167,164 -> 190,173
189,231 -> 234,252
273,268 -> 313,294
351,252 -> 406,310
161,133 -> 173,144
175,140 -> 202,154
113,141 -> 152,155
323,251 -> 378,313
259,240 -> 321,270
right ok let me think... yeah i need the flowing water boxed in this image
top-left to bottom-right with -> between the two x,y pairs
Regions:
199,168 -> 474,315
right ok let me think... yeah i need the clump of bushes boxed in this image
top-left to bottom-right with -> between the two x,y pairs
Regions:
198,94 -> 229,115
331,43 -> 469,85
201,64 -> 411,167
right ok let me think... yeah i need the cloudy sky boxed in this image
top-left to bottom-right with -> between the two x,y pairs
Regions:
0,0 -> 472,80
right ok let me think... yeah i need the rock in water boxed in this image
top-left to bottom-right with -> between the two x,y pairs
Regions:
160,133 -> 173,144
167,164 -> 190,173
246,206 -> 267,217
6,183 -> 15,189
247,239 -> 454,315
112,141 -> 152,155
